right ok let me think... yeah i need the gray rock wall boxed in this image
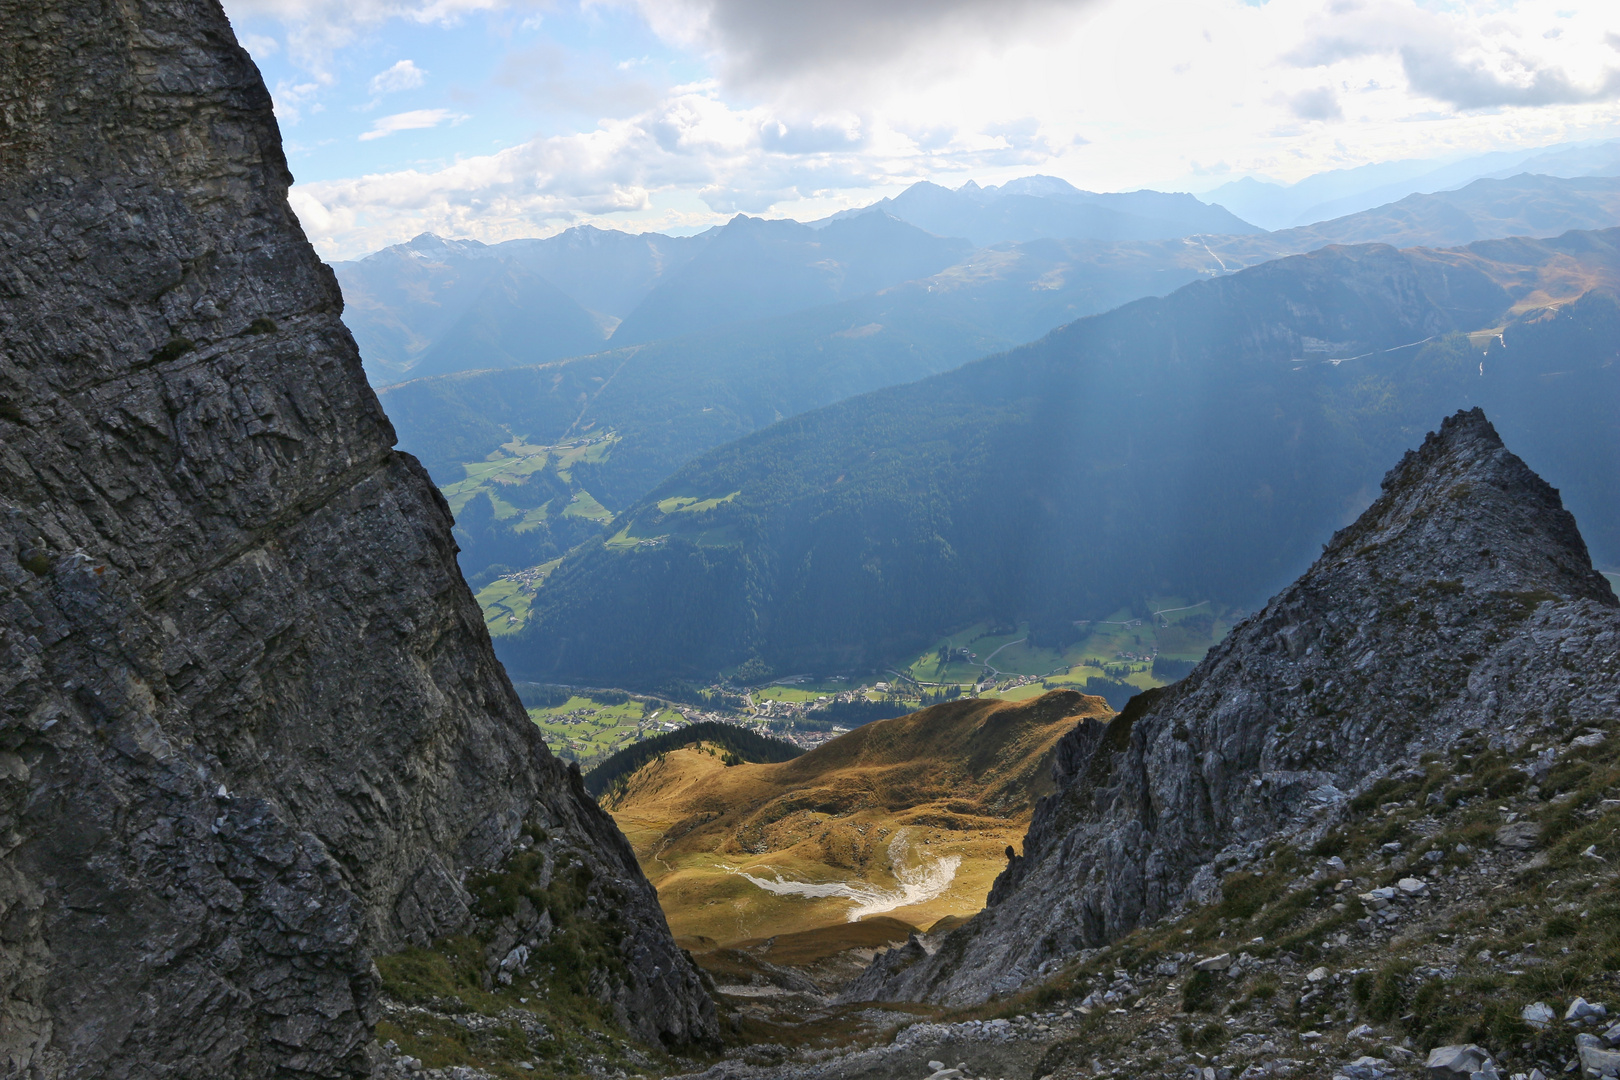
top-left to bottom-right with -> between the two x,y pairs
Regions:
0,1 -> 713,1075
849,409 -> 1620,1005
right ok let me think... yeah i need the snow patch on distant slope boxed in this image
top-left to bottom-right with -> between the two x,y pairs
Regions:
730,829 -> 961,922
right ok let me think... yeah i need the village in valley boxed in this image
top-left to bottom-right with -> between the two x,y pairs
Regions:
522,599 -> 1238,770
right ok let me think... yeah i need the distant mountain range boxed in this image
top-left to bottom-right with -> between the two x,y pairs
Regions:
335,178 -> 1264,385
372,174 -> 1620,596
334,214 -> 970,383
1272,174 -> 1620,250
346,169 -> 1620,390
814,174 -> 1263,246
492,230 -> 1620,687
1203,137 -> 1620,230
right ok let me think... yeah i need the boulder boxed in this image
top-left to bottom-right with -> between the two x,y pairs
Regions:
1426,1044 -> 1493,1076
1495,822 -> 1543,850
1522,1002 -> 1555,1030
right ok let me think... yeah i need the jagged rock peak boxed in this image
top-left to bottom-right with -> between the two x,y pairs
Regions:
0,0 -> 712,1075
846,409 -> 1620,1006
1320,407 -> 1615,606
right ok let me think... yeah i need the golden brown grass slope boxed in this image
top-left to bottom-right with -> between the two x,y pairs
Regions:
606,689 -> 1109,950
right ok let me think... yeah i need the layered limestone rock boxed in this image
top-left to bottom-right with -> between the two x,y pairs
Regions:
0,1 -> 714,1075
849,408 -> 1620,1005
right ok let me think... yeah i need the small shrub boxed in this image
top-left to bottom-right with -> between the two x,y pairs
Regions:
1182,968 -> 1219,1013
1545,913 -> 1579,939
1358,961 -> 1412,1022
1178,1022 -> 1228,1050
1217,872 -> 1285,920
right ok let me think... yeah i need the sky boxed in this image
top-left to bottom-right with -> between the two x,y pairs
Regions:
220,0 -> 1620,259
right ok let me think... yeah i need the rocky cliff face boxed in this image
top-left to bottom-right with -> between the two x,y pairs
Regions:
849,408 -> 1620,1006
0,1 -> 713,1076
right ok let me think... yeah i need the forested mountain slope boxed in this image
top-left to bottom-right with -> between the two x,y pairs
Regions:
370,177 -> 1620,593
377,233 -> 1289,585
496,231 -> 1620,687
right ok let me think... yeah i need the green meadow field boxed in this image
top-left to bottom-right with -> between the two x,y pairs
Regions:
526,693 -> 675,768
903,598 -> 1236,701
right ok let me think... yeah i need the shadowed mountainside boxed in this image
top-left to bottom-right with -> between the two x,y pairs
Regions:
497,232 -> 1620,687
0,0 -> 713,1074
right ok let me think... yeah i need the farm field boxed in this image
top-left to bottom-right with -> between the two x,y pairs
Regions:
526,693 -> 674,768
906,599 -> 1238,702
473,559 -> 559,637
440,432 -> 616,519
751,672 -> 868,701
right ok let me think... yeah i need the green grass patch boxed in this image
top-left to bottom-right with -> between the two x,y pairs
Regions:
527,693 -> 666,768
560,490 -> 612,522
656,491 -> 740,515
373,828 -> 672,1078
474,560 -> 560,637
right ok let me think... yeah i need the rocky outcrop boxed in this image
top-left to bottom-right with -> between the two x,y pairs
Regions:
848,408 -> 1620,1005
0,1 -> 713,1076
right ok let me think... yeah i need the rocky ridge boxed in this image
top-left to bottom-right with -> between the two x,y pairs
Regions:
850,408 -> 1620,1006
0,1 -> 712,1076
665,706 -> 1620,1080
653,411 -> 1620,1080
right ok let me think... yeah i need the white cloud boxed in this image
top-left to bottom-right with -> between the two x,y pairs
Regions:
1287,0 -> 1620,110
633,0 -> 1098,107
359,108 -> 467,140
292,86 -> 976,255
257,0 -> 1620,258
1290,86 -> 1344,122
224,0 -> 527,74
272,77 -> 329,124
239,31 -> 281,56
370,59 -> 427,94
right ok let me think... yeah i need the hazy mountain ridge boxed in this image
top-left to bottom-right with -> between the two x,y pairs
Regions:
1274,173 -> 1620,251
609,211 -> 974,345
495,231 -> 1620,687
1203,137 -> 1620,229
336,210 -> 970,383
815,175 -> 1263,246
334,232 -> 626,382
374,173 -> 1620,600
342,161 -> 1620,390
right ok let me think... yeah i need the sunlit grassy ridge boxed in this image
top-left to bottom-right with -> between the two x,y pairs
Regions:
606,690 -> 1110,949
